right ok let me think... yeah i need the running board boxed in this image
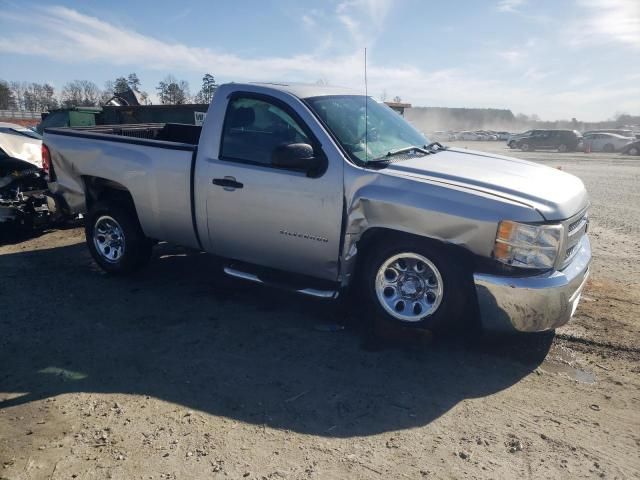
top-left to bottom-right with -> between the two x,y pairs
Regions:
223,266 -> 339,299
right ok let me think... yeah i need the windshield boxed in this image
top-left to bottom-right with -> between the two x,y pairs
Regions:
305,95 -> 428,164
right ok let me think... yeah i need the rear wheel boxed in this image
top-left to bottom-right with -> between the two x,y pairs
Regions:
602,143 -> 615,153
557,144 -> 568,153
85,201 -> 152,274
360,238 -> 473,338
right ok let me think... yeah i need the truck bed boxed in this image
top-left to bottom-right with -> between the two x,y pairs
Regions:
45,123 -> 202,149
44,123 -> 203,249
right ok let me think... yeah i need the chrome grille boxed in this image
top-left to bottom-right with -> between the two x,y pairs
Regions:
565,244 -> 577,260
568,213 -> 588,234
561,209 -> 588,269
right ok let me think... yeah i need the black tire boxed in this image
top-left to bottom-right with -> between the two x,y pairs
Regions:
557,144 -> 568,153
359,238 -> 474,338
602,143 -> 614,153
508,141 -> 516,149
627,146 -> 639,156
85,200 -> 152,274
521,143 -> 532,152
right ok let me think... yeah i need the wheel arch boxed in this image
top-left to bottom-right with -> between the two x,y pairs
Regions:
83,176 -> 138,216
351,227 -> 476,284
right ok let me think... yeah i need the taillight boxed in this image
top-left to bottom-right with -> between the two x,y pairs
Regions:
41,144 -> 51,176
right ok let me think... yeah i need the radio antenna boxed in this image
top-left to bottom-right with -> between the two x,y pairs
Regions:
364,47 -> 368,163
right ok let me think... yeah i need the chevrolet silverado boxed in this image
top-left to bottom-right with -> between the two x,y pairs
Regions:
43,82 -> 591,335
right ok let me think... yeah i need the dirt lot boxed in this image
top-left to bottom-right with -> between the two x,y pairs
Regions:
1,143 -> 639,479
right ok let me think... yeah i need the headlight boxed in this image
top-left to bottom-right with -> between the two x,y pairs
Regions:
493,220 -> 563,269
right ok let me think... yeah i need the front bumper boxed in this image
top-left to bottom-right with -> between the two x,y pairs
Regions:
473,235 -> 591,333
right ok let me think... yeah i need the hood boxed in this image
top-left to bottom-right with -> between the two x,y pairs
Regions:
0,133 -> 42,168
382,147 -> 588,221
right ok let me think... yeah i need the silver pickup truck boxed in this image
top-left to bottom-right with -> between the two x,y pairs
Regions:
43,82 -> 591,336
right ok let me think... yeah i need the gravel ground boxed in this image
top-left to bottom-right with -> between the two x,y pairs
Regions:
1,143 -> 639,479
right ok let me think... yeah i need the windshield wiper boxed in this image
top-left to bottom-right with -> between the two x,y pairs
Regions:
425,141 -> 447,152
368,145 -> 430,163
366,143 -> 448,165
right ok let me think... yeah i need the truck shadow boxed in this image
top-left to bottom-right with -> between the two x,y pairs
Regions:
0,240 -> 552,438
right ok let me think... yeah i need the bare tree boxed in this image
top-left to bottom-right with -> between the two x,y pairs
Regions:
0,80 -> 17,110
156,75 -> 190,105
8,81 -> 57,111
24,83 -> 58,111
9,82 -> 26,110
60,80 -> 101,108
101,80 -> 116,104
138,91 -> 151,105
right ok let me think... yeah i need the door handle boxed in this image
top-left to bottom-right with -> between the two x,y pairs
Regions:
212,177 -> 244,189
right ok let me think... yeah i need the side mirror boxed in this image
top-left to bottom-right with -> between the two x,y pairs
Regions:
271,143 -> 323,175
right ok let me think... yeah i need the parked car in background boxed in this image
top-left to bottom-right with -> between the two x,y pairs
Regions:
458,131 -> 482,140
446,131 -> 459,141
480,131 -> 500,141
496,132 -> 511,141
430,131 -> 448,142
621,140 -> 640,156
582,133 -> 635,152
507,130 -> 542,148
583,129 -> 636,139
0,122 -> 43,167
515,130 -> 582,152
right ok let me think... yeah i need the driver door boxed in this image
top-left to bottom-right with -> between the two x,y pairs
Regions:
201,93 -> 344,281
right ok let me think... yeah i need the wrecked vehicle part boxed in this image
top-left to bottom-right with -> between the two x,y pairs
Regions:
0,122 -> 43,167
339,159 -> 546,284
0,155 -> 51,232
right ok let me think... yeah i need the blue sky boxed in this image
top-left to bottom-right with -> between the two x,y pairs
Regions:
1,0 -> 638,120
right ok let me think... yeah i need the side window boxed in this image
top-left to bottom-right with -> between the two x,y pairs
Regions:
220,96 -> 311,166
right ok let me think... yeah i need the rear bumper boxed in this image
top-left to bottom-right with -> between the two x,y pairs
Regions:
473,235 -> 591,333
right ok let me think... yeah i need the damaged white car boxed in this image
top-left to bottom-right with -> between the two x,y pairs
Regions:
0,122 -> 43,168
0,124 -> 51,232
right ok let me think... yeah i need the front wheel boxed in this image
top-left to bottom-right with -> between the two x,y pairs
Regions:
602,143 -> 614,153
520,143 -> 532,152
85,201 -> 152,274
627,146 -> 639,156
360,239 -> 473,337
557,144 -> 568,153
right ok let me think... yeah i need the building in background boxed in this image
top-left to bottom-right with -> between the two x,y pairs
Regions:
384,101 -> 412,116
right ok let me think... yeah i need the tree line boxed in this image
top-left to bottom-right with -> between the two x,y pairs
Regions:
0,73 -> 218,111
